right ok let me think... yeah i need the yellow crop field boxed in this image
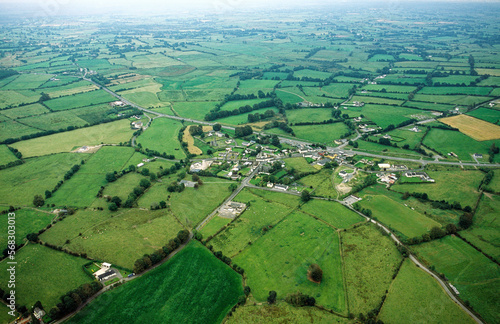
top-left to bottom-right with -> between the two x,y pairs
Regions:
439,114 -> 500,141
183,126 -> 202,155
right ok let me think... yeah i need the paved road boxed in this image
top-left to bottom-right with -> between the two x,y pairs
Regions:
195,163 -> 261,231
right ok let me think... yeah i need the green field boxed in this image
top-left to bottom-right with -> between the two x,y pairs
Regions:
357,185 -> 441,238
0,144 -> 18,164
284,157 -> 317,173
47,146 -> 135,207
136,117 -> 186,159
286,108 -> 335,124
423,128 -> 498,162
200,215 -> 233,238
300,200 -> 364,229
467,107 -> 500,124
0,153 -> 85,206
234,211 -> 346,312
0,208 -> 54,246
11,119 -> 134,158
460,194 -> 500,260
227,302 -> 349,324
40,208 -> 184,269
392,170 -> 484,208
44,89 -> 116,111
1,103 -> 49,119
414,236 -> 500,324
68,241 -> 243,324
378,259 -> 475,324
341,223 -> 402,315
210,188 -> 300,257
0,244 -> 92,310
292,123 -> 349,144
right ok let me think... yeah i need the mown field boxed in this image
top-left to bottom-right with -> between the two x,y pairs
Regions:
378,259 -> 475,324
300,199 -> 364,229
414,236 -> 499,324
234,211 -> 346,312
67,241 -> 243,324
440,114 -> 500,141
0,244 -> 92,310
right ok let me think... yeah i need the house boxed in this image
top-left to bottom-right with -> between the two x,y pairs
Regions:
93,263 -> 116,281
267,182 -> 274,188
131,121 -> 143,129
378,163 -> 391,170
180,180 -> 197,188
102,262 -> 112,269
33,307 -> 45,320
274,184 -> 289,191
473,153 -> 483,158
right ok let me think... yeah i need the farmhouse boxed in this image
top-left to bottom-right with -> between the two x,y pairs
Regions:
131,121 -> 143,129
110,100 -> 126,107
404,171 -> 435,182
33,307 -> 45,320
219,201 -> 247,218
180,180 -> 197,188
93,262 -> 117,281
274,184 -> 289,191
378,163 -> 391,170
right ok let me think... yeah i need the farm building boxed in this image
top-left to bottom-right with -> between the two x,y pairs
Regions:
378,163 -> 391,170
190,160 -> 213,172
93,262 -> 117,281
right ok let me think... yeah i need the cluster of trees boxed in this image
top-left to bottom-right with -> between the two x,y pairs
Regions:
235,125 -> 253,138
263,120 -> 294,135
133,229 -> 190,274
308,264 -> 323,283
489,143 -> 499,163
247,109 -> 275,123
0,68 -> 18,80
350,174 -> 378,196
406,224 -> 458,245
167,181 -> 185,193
285,291 -> 316,307
47,282 -> 103,320
189,124 -> 203,136
404,191 -> 472,212
204,99 -> 276,121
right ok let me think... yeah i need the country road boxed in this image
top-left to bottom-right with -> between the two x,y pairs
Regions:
85,77 -> 500,169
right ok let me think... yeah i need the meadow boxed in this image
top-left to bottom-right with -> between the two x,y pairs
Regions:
356,185 -> 441,239
460,194 -> 500,260
40,208 -> 184,269
11,119 -> 134,158
467,107 -> 500,124
300,200 -> 364,229
414,236 -> 499,324
234,211 -> 346,312
44,90 -> 116,111
209,188 -> 300,257
0,208 -> 54,246
136,117 -> 186,159
378,259 -> 475,324
292,123 -> 349,144
0,153 -> 85,206
0,244 -> 92,310
392,170 -> 484,208
0,144 -> 18,164
67,241 -> 243,324
341,223 -> 402,315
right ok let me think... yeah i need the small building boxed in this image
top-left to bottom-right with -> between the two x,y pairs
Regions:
378,163 -> 391,170
267,182 -> 274,188
33,307 -> 45,320
137,162 -> 145,168
102,262 -> 112,269
180,180 -> 197,188
274,184 -> 289,191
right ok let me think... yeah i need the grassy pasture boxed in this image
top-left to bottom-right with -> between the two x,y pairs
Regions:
234,211 -> 346,312
378,259 -> 475,324
11,119 -> 134,158
19,110 -> 88,131
168,179 -> 232,228
0,144 -> 18,164
0,244 -> 92,310
0,153 -> 84,206
422,128 -> 498,162
460,194 -> 500,260
467,108 -> 500,124
172,101 -> 217,120
286,108 -> 334,124
210,188 -> 299,257
292,123 -> 349,144
284,157 -> 317,173
293,69 -> 332,79
361,84 -> 416,93
44,90 -> 115,111
440,114 -> 500,141
1,73 -> 53,90
392,170 -> 483,208
276,90 -> 304,104
1,103 -> 49,119
200,215 -> 232,238
356,185 -> 441,238
414,236 -> 499,324
136,118 -> 186,159
227,302 -> 349,324
216,107 -> 279,125
0,120 -> 40,142
0,208 -> 54,246
67,241 -> 243,324
359,104 -> 426,129
418,86 -> 493,96
44,80 -> 98,98
300,200 -> 364,229
403,101 -> 454,112
341,223 -> 402,315
40,208 -> 184,269
298,169 -> 336,198
350,95 -> 404,106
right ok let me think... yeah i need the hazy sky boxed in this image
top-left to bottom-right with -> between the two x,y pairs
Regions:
1,0 -> 499,17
